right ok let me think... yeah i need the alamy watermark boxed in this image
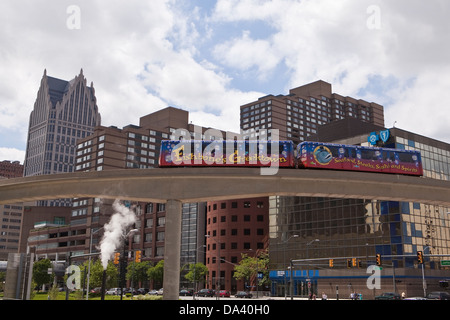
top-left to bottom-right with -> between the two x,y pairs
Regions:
66,5 -> 81,30
366,265 -> 382,289
66,265 -> 81,290
366,5 -> 381,30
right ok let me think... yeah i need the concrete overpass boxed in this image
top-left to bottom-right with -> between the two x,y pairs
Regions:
1,167 -> 450,299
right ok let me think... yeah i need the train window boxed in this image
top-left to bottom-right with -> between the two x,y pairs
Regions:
361,149 -> 380,160
327,146 -> 341,158
397,152 -> 415,163
382,151 -> 395,162
348,147 -> 357,159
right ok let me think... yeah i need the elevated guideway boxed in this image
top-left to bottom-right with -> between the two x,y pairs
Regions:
1,167 -> 450,300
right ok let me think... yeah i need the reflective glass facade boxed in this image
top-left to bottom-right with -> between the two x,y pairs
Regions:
268,128 -> 450,297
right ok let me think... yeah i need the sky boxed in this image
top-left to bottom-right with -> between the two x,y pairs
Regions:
1,0 -> 449,163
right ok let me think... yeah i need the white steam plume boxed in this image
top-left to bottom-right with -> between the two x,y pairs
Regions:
99,199 -> 137,269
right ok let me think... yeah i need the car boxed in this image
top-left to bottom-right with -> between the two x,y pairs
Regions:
147,289 -> 158,295
124,288 -> 137,295
235,291 -> 253,298
106,288 -> 122,295
374,292 -> 401,300
196,289 -> 215,297
219,290 -> 230,297
90,287 -> 102,294
137,288 -> 148,295
426,291 -> 450,300
403,297 -> 428,300
180,289 -> 194,296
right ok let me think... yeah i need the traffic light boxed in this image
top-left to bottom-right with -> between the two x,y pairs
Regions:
113,252 -> 121,264
329,259 -> 334,268
135,250 -> 142,263
352,258 -> 357,267
376,254 -> 382,266
347,259 -> 352,268
417,251 -> 424,264
357,259 -> 363,268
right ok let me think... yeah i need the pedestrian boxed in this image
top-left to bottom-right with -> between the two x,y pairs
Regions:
322,292 -> 327,300
401,292 -> 406,300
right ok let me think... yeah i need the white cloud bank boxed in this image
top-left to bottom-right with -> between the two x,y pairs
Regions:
1,0 -> 449,163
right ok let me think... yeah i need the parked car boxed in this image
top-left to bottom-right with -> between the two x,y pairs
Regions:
180,289 -> 194,296
426,291 -> 450,300
124,288 -> 137,295
219,290 -> 230,297
157,288 -> 164,295
374,292 -> 401,300
106,288 -> 121,295
90,287 -> 101,294
147,290 -> 158,295
137,288 -> 148,295
196,289 -> 215,297
235,291 -> 253,298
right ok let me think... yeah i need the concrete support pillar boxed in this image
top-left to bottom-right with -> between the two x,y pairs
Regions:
163,199 -> 182,300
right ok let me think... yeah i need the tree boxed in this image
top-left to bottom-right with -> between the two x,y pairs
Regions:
147,260 -> 164,288
126,261 -> 151,286
32,258 -> 53,290
233,250 -> 269,290
184,263 -> 208,289
81,259 -> 118,289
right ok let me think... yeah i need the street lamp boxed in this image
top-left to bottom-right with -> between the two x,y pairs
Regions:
305,239 -> 319,298
120,228 -> 139,300
306,239 -> 320,260
86,226 -> 103,300
205,234 -> 221,300
421,245 -> 432,297
283,234 -> 298,299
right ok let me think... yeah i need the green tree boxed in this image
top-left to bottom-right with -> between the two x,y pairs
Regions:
147,260 -> 164,288
126,261 -> 151,286
233,250 -> 270,289
32,258 -> 54,290
184,263 -> 208,288
81,259 -> 118,289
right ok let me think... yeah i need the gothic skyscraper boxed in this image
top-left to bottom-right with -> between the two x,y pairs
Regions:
24,69 -> 101,205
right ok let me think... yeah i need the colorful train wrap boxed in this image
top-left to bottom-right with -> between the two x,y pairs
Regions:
297,142 -> 423,176
158,140 -> 295,168
158,140 -> 423,176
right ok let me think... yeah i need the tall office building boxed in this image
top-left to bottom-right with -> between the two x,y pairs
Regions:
240,80 -> 384,144
23,69 -> 101,206
0,161 -> 24,260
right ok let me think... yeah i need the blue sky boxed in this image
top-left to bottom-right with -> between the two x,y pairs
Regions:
1,0 -> 450,163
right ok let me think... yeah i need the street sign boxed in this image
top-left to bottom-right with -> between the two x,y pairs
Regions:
440,260 -> 450,266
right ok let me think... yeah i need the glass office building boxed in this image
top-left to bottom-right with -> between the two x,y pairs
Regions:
269,125 -> 450,298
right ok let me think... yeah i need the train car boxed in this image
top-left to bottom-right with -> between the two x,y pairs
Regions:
297,141 -> 423,176
159,140 -> 295,168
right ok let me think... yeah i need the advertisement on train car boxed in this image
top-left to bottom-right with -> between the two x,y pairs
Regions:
298,142 -> 423,176
159,140 -> 294,168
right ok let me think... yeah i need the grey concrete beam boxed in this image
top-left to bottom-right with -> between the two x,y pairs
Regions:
162,199 -> 182,300
1,168 -> 450,206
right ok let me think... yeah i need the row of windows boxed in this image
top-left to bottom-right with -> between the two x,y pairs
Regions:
208,215 -> 264,224
207,228 -> 265,237
208,201 -> 265,211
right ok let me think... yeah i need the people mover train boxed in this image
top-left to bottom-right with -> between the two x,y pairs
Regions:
158,140 -> 423,176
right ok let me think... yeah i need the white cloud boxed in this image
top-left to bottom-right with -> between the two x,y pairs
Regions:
0,148 -> 25,163
210,0 -> 450,142
1,0 -> 449,163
